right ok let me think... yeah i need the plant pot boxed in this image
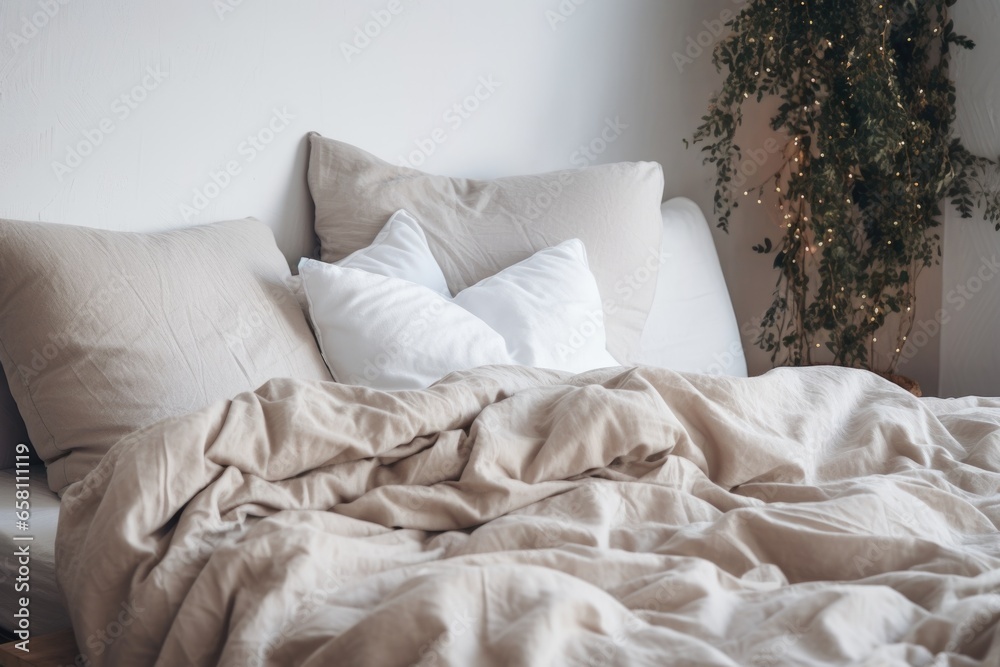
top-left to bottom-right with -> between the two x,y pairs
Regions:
876,372 -> 922,397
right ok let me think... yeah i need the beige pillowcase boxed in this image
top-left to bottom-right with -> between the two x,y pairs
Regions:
0,217 -> 332,494
306,134 -> 664,363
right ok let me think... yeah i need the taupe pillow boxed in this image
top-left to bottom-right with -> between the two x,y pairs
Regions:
306,134 -> 664,363
0,218 -> 332,494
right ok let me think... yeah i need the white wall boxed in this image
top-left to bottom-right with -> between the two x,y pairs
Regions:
941,0 -> 1000,398
1,0 -> 731,260
1,0 -> 954,392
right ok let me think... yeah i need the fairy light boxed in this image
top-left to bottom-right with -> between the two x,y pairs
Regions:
689,7 -> 993,372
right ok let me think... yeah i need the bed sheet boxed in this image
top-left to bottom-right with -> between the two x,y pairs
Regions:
0,465 -> 70,635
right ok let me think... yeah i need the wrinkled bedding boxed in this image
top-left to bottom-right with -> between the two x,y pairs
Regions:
56,365 -> 1000,666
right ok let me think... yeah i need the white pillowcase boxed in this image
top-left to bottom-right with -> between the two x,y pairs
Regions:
300,210 -> 619,390
335,209 -> 450,296
636,198 -> 748,376
299,261 -> 509,389
453,241 -> 619,373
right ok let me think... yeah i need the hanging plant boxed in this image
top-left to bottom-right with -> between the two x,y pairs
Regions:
690,0 -> 1000,374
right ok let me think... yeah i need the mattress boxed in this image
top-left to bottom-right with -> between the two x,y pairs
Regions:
0,465 -> 70,635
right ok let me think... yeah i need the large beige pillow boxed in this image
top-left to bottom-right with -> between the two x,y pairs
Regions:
306,134 -> 664,363
0,218 -> 332,494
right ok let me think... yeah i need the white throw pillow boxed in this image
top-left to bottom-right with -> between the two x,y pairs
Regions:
454,240 -> 619,374
300,212 -> 619,389
335,209 -> 450,297
299,260 -> 509,389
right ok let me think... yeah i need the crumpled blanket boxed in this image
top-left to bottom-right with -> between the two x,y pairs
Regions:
56,365 -> 1000,666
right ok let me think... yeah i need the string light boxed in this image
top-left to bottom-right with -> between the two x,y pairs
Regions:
689,4 -> 996,372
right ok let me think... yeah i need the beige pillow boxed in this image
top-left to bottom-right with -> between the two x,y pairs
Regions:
306,134 -> 664,363
0,218 -> 332,494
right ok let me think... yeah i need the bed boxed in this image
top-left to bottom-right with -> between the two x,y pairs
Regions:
0,467 -> 68,636
0,137 -> 997,666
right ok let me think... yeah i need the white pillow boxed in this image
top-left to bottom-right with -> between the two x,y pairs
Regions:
335,209 -> 450,296
299,260 -> 509,389
454,240 -> 619,373
636,198 -> 748,376
300,212 -> 619,389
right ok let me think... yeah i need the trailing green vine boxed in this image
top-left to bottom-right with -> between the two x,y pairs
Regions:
691,0 -> 1000,373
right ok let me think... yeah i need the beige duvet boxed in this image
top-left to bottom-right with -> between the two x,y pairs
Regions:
56,366 -> 1000,666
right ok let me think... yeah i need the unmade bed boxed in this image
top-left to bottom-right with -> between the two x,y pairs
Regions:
57,365 -> 1000,665
1,137 -> 997,666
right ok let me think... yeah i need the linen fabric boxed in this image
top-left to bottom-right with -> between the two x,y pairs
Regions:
0,217 -> 332,493
306,134 -> 664,363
